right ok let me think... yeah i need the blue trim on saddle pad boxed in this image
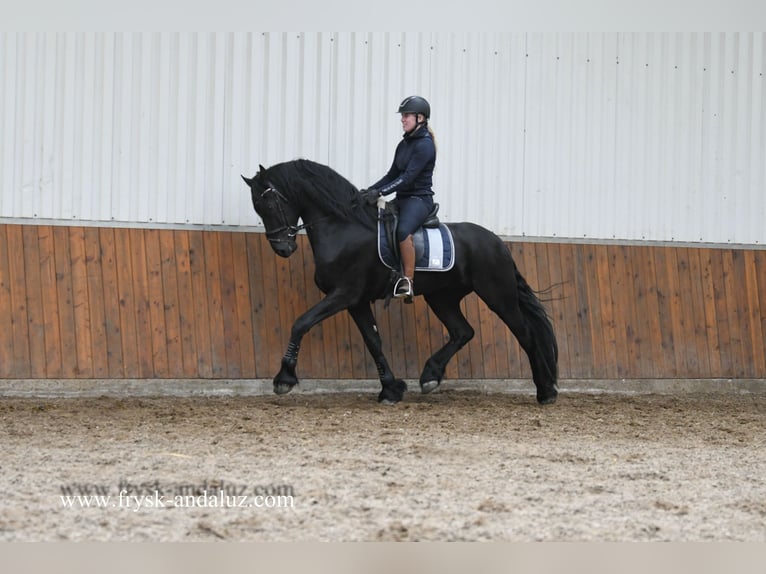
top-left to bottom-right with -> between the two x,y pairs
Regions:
377,221 -> 455,272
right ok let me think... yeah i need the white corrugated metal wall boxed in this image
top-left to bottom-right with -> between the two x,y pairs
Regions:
1,32 -> 764,244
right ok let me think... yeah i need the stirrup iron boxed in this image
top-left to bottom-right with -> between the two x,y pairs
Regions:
393,276 -> 413,303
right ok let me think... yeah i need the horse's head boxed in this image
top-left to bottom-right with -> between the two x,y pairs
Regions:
242,165 -> 299,258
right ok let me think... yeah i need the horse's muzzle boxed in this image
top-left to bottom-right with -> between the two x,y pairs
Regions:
269,238 -> 297,258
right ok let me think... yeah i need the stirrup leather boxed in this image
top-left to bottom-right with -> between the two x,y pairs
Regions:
393,276 -> 413,301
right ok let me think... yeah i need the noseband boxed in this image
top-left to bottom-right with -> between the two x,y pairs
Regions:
254,186 -> 311,247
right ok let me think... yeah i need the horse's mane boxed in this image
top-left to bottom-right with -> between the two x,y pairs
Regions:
265,159 -> 376,229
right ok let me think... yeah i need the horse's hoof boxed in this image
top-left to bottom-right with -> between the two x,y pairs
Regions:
273,383 -> 295,395
421,380 -> 441,394
537,394 -> 557,405
379,398 -> 399,406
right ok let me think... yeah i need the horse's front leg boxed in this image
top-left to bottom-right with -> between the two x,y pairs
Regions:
273,292 -> 348,395
347,303 -> 407,404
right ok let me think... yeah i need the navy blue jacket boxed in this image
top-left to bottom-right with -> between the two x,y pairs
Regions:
371,125 -> 436,198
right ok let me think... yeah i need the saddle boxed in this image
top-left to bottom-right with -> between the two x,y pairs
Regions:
377,201 -> 454,274
380,201 -> 441,262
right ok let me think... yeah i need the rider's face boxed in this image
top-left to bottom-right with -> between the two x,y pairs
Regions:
400,112 -> 419,133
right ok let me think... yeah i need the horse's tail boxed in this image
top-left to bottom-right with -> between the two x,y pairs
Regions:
514,265 -> 559,385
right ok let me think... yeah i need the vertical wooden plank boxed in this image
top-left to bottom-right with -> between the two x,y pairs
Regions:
272,239 -> 307,375
755,250 -> 766,377
230,232 -> 256,377
559,243 -> 593,378
254,233 -> 284,379
99,227 -> 126,377
697,247 -> 722,376
674,248 -> 700,376
532,243 -> 564,378
6,226 -> 31,377
144,229 -> 169,377
273,238 -> 298,374
174,230 -> 201,377
128,228 -> 154,378
728,249 -> 753,377
22,227 -> 46,378
738,249 -> 760,377
558,243 -> 585,378
218,232 -> 242,377
373,299 -> 400,379
396,300 -> 418,380
385,296 -> 410,377
38,226 -> 63,377
68,227 -> 94,377
395,293 -> 418,379
709,249 -> 733,376
83,227 -> 110,378
416,295 -> 439,381
651,246 -> 677,377
626,245 -> 647,377
52,226 -> 78,377
187,231 -> 213,377
532,242 -> 556,376
203,231 -> 228,378
742,250 -> 765,376
620,245 -> 646,378
580,243 -> 606,379
159,229 -> 184,377
686,247 -> 712,376
0,226 -> 14,376
664,247 -> 689,376
245,233 -> 269,378
593,244 -> 618,378
637,245 -> 664,378
606,245 -> 633,378
720,250 -> 746,377
114,228 -> 139,377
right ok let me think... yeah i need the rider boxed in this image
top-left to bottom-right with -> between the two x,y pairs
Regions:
360,95 -> 436,301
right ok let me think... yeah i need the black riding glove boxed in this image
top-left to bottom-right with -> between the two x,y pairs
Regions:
359,188 -> 381,205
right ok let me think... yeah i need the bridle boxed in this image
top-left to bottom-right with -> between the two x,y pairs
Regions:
253,185 -> 313,247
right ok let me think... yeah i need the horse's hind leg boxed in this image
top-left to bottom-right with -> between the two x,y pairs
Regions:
348,303 -> 407,404
474,281 -> 558,405
420,291 -> 475,393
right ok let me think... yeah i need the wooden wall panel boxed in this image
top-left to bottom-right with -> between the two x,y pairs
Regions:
1,222 -> 764,384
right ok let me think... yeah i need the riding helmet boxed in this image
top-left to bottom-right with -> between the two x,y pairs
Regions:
397,95 -> 430,119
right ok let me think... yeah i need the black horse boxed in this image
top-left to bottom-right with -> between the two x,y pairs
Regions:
242,159 -> 558,405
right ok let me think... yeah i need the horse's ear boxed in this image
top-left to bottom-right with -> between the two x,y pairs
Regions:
241,175 -> 253,186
